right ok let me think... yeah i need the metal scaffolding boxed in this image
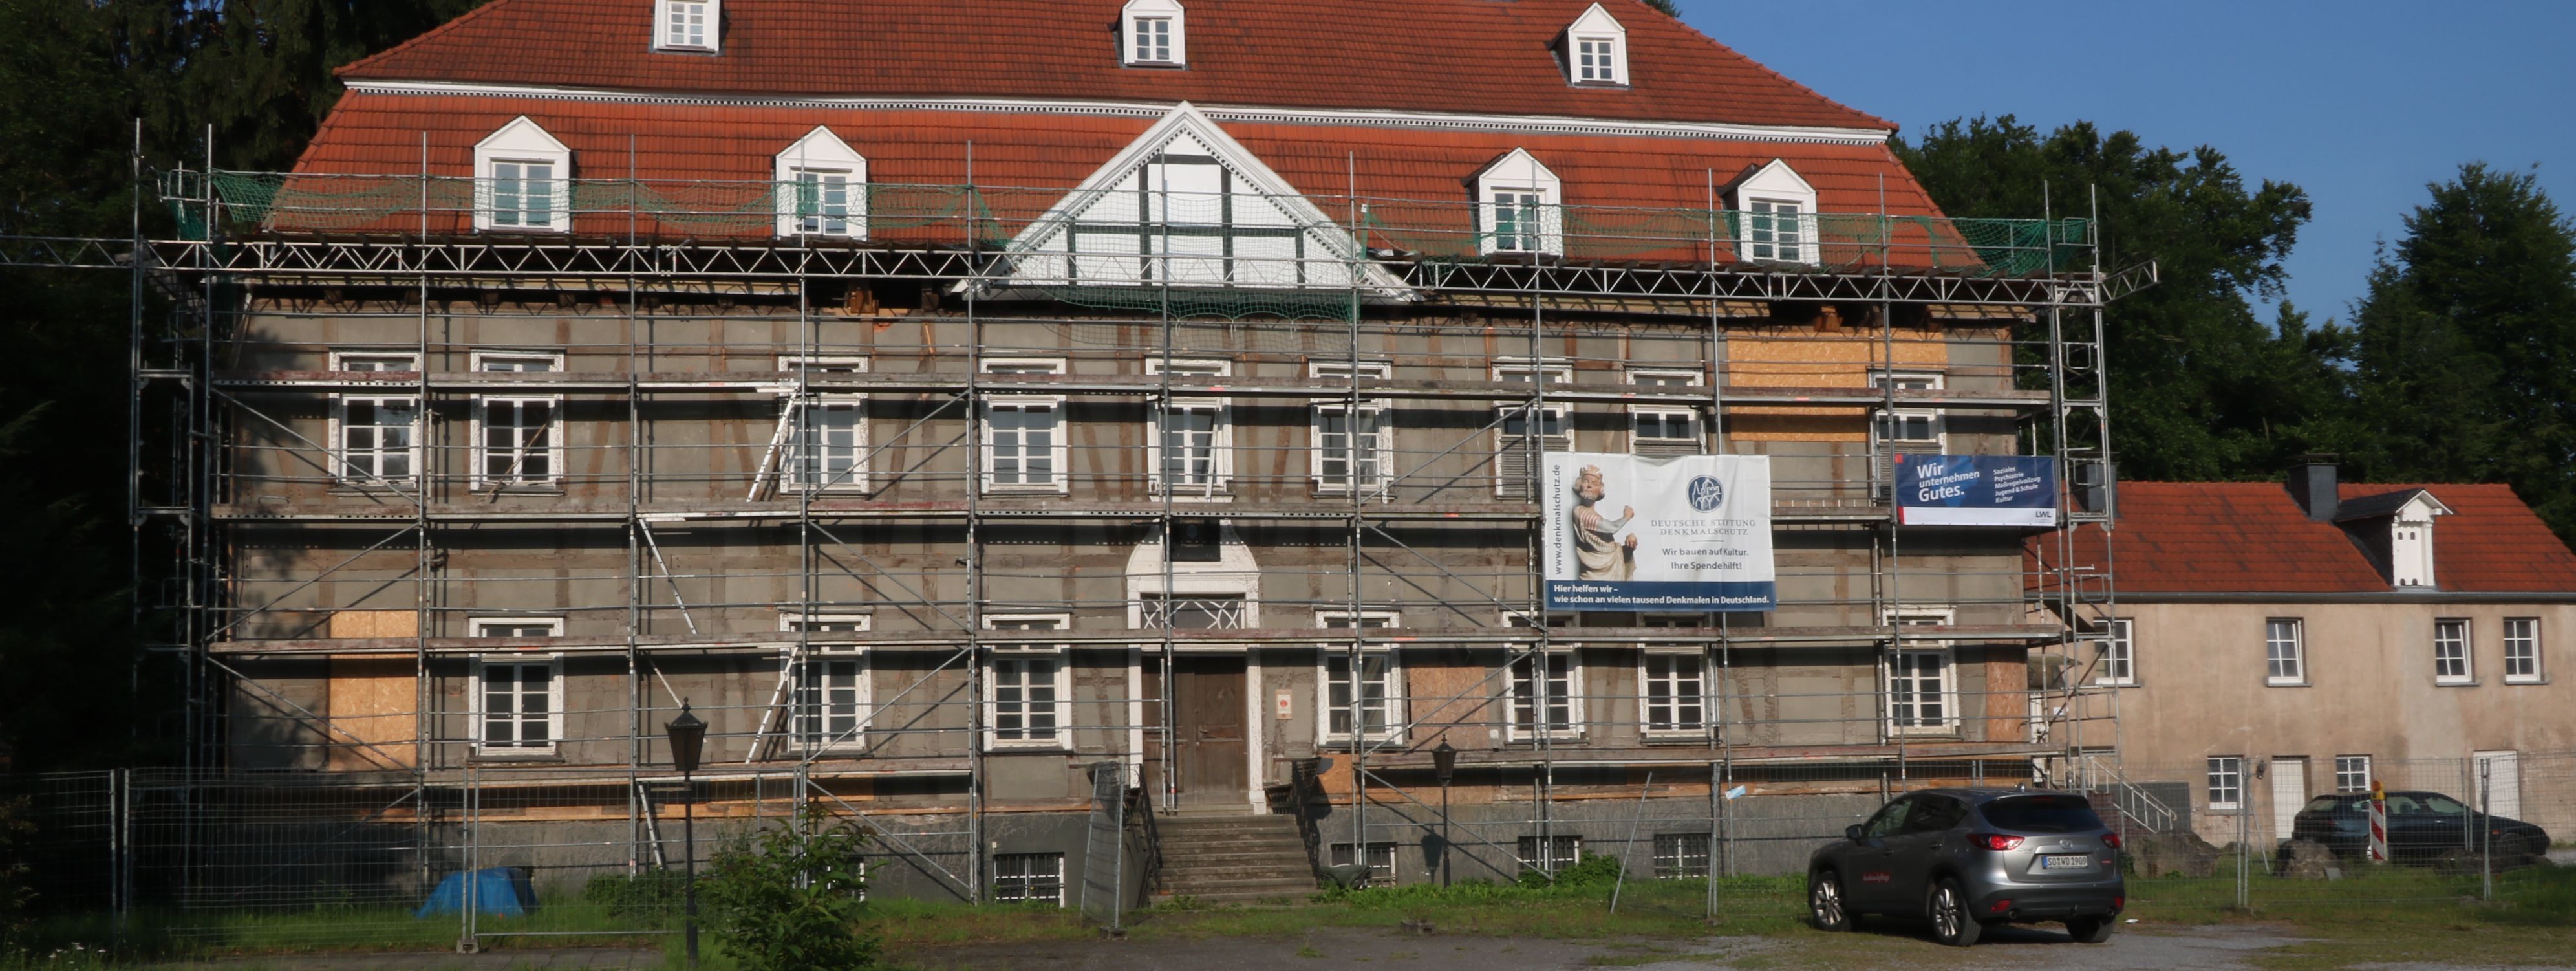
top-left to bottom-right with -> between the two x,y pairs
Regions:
6,136 -> 2141,925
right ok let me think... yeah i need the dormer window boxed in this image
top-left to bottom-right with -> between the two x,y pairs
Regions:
1563,4 -> 1629,86
1123,0 -> 1186,67
775,127 -> 868,239
1475,149 -> 1563,257
2335,488 -> 2453,587
2387,494 -> 2450,587
473,117 -> 573,234
658,0 -> 718,52
1726,159 -> 1821,265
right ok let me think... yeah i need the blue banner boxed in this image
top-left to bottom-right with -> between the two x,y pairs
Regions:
1896,455 -> 2059,527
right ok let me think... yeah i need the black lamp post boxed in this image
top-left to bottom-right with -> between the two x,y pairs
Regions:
665,701 -> 707,966
1432,738 -> 1457,888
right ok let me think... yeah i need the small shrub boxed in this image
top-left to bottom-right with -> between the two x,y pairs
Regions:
701,813 -> 878,971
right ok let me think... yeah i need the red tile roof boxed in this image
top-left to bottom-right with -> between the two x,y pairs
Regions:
2030,481 -> 2576,595
285,94 -> 1950,261
338,0 -> 1892,132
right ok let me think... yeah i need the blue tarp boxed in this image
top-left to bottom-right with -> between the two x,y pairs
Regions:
414,867 -> 537,919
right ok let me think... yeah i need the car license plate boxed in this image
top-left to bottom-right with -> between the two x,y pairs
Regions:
2040,854 -> 2090,870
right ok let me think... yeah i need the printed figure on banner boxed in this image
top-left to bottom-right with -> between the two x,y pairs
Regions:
1542,453 -> 1775,612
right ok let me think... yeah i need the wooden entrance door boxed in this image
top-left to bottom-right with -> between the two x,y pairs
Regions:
1172,656 -> 1247,807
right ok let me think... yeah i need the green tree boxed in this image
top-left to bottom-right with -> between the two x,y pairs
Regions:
2343,163 -> 2576,540
1897,116 -> 2335,481
703,816 -> 879,971
182,0 -> 490,171
0,0 -> 488,767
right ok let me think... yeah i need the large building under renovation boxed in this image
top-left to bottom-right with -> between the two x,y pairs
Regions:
136,0 -> 2127,910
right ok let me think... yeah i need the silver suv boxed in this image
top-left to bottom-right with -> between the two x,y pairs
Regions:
1807,788 -> 2124,946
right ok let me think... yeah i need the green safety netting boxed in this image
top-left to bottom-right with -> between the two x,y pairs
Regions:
177,171 -> 2092,315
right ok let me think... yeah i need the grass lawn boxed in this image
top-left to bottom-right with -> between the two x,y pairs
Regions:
12,862 -> 2570,969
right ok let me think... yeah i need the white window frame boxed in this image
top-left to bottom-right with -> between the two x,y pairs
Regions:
1885,607 -> 1959,736
1317,611 -> 1403,745
469,351 -> 563,490
655,0 -> 718,52
1627,369 -> 1703,457
1505,650 -> 1583,741
778,356 -> 870,492
981,359 -> 1069,494
328,351 -> 422,486
1638,649 -> 1709,737
782,613 -> 872,754
473,117 -> 573,234
2433,617 -> 2473,686
1562,4 -> 1629,86
2207,755 -> 2244,812
2504,617 -> 2544,684
2095,618 -> 2136,687
1869,370 -> 1945,452
2266,618 -> 2307,686
1475,149 -> 1563,256
469,616 -> 565,756
991,851 -> 1066,906
1493,362 -> 1573,498
1121,0 -> 1186,67
1728,160 -> 1819,265
984,614 -> 1073,751
774,126 -> 867,239
2334,754 -> 2372,794
1309,361 -> 1393,495
1145,358 -> 1232,498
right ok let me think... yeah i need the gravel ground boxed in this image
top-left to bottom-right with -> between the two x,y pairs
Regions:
897,921 -> 2308,971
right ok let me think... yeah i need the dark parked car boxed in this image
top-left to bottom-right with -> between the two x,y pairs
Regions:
2288,791 -> 2551,863
1807,788 -> 2124,946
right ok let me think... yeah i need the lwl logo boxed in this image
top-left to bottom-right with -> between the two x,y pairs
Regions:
1687,475 -> 1726,512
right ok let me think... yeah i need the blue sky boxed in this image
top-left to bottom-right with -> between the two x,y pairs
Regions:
1677,1 -> 2576,323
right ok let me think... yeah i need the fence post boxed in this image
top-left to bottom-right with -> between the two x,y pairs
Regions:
2479,757 -> 2493,902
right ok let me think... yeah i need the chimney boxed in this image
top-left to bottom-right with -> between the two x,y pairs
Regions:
2286,456 -> 2339,521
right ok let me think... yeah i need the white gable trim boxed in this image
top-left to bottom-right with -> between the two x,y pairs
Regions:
774,125 -> 868,238
347,82 -> 1896,146
1565,4 -> 1629,87
982,102 -> 1413,300
472,116 -> 574,233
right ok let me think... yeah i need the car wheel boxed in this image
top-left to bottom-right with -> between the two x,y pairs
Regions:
1808,869 -> 1852,931
1927,877 -> 1982,947
2066,915 -> 2114,943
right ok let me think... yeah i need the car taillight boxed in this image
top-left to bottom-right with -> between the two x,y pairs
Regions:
2103,833 -> 2122,849
1976,833 -> 2026,851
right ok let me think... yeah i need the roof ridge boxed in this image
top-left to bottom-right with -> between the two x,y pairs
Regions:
1644,0 -> 1894,132
328,0 -> 1895,131
336,0 -> 530,81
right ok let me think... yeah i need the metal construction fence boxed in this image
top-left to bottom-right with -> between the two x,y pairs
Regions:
0,767 -> 969,952
6,754 -> 2568,942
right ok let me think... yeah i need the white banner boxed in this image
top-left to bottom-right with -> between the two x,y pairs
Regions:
1540,453 -> 1774,611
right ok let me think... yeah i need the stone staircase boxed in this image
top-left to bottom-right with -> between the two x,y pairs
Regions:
1153,814 -> 1318,904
